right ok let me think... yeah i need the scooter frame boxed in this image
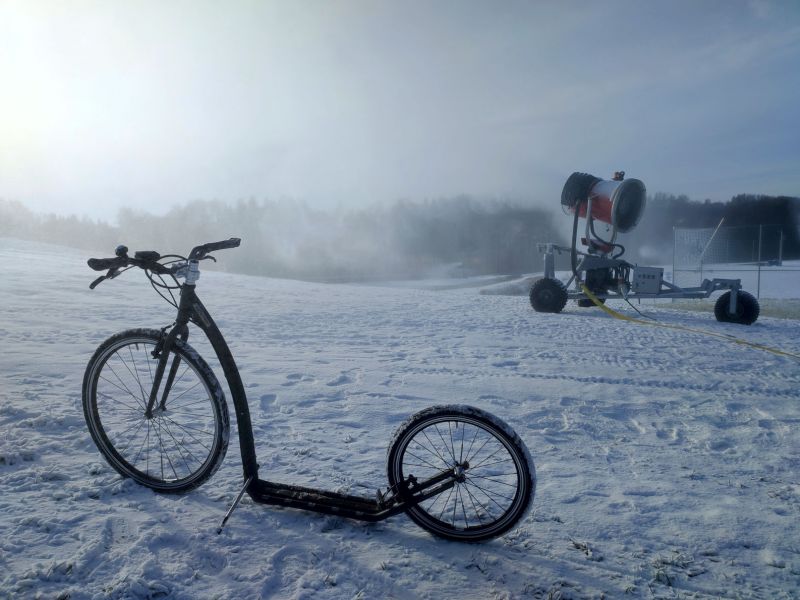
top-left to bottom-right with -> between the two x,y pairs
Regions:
154,275 -> 461,531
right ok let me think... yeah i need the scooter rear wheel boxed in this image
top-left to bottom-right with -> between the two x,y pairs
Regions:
387,405 -> 534,542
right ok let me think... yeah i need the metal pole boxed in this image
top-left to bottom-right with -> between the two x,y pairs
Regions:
758,224 -> 763,263
672,226 -> 679,302
698,218 -> 725,283
757,224 -> 762,299
672,226 -> 676,286
779,228 -> 784,265
757,262 -> 761,298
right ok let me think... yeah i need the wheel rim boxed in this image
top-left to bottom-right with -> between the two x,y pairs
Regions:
392,416 -> 526,538
88,337 -> 221,488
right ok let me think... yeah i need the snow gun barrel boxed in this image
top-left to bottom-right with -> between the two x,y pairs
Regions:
560,171 -> 647,233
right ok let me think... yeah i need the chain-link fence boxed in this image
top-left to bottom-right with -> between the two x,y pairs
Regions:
672,223 -> 798,298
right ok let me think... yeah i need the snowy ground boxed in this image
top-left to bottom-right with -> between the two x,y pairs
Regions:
1,237 -> 799,599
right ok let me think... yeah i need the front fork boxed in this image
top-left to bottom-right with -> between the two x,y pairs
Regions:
145,324 -> 189,418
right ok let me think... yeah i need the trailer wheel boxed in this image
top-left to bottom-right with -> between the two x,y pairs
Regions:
714,291 -> 759,325
529,278 -> 568,313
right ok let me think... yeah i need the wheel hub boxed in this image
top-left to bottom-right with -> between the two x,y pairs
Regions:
453,461 -> 469,482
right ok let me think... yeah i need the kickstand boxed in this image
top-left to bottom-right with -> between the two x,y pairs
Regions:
217,476 -> 253,534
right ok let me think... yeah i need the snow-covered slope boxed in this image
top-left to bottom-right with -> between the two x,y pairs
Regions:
1,238 -> 799,599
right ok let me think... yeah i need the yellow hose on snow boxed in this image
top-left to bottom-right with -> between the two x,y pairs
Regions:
579,284 -> 800,361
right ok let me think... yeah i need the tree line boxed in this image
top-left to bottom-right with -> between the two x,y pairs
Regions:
623,193 -> 800,263
2,191 -> 797,280
0,197 -> 561,281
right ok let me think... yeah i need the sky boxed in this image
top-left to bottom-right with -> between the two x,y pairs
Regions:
1,0 -> 799,223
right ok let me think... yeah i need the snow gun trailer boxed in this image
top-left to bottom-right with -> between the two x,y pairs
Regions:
529,171 -> 760,325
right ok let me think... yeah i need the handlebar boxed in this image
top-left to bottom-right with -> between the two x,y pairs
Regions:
87,237 -> 241,289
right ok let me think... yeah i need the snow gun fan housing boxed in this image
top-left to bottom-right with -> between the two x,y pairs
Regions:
561,171 -> 646,234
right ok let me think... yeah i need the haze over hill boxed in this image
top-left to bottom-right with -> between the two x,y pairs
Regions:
2,191 -> 799,282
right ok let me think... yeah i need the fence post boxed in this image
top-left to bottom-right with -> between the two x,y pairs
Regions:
758,224 -> 763,263
757,224 -> 762,298
672,226 -> 676,287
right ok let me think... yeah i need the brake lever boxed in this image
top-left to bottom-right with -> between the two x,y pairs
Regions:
89,267 -> 122,290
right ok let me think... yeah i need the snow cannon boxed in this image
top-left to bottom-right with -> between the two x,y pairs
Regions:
561,171 -> 646,234
529,169 -> 760,325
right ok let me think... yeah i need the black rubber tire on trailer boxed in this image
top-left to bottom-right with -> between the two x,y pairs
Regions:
714,291 -> 760,325
529,278 -> 568,313
387,405 -> 535,542
83,328 -> 229,493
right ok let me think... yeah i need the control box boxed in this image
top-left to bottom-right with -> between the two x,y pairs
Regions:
632,266 -> 663,294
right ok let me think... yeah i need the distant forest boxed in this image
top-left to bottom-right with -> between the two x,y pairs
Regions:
0,197 -> 558,281
2,192 -> 798,281
623,193 -> 800,263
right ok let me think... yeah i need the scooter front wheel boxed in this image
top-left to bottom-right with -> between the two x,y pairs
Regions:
83,329 -> 229,493
387,405 -> 535,542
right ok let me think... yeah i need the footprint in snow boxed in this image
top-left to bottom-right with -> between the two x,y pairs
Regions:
492,360 -> 519,368
259,394 -> 277,411
326,373 -> 352,386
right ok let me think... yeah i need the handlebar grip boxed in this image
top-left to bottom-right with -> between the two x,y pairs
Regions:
204,238 -> 241,252
88,257 -> 127,271
189,237 -> 241,259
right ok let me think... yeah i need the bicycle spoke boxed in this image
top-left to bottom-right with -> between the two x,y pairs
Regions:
463,425 -> 480,463
451,485 -> 458,527
459,423 -> 466,463
448,421 -> 457,464
117,418 -> 147,456
160,417 -> 200,473
464,433 -> 494,466
143,344 -> 155,389
469,458 -> 516,470
469,444 -> 509,470
167,395 -> 212,411
467,474 -> 519,488
126,346 -> 149,406
100,370 -> 144,409
164,380 -> 202,405
419,430 -> 451,466
465,478 -> 515,504
433,424 -> 457,465
400,461 -> 440,470
153,420 -> 180,481
97,388 -> 144,414
130,421 -> 152,470
457,485 -> 470,529
168,363 -> 191,392
437,486 -> 456,521
111,417 -> 147,448
422,488 -> 445,515
403,449 -> 445,472
463,484 -> 488,524
161,415 -> 213,452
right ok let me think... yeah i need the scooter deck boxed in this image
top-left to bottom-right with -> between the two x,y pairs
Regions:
248,477 -> 401,521
246,471 -> 457,522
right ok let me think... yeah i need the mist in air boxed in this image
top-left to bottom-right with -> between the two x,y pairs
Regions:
1,1 -> 799,274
